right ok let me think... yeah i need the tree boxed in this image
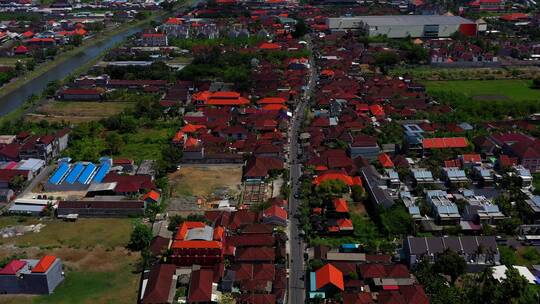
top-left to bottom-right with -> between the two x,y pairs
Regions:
71,34 -> 83,47
26,60 -> 36,71
351,185 -> 367,202
9,175 -> 26,192
292,19 -> 308,38
105,131 -> 124,155
499,267 -> 529,302
532,77 -> 540,89
316,179 -> 348,199
374,51 -> 400,69
433,249 -> 466,283
128,222 -> 153,251
379,204 -> 412,236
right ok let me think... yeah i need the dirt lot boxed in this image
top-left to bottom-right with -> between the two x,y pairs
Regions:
0,217 -> 139,304
169,165 -> 243,200
27,101 -> 134,124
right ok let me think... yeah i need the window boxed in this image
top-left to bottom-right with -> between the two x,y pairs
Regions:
423,24 -> 439,37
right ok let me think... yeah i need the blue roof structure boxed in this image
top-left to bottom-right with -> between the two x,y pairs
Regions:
93,162 -> 111,183
48,162 -> 70,184
77,163 -> 96,184
64,163 -> 84,184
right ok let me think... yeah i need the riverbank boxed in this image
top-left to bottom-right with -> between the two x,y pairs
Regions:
0,16 -> 156,100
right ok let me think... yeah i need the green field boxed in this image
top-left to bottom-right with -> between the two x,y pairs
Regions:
425,79 -> 540,102
0,218 -> 139,304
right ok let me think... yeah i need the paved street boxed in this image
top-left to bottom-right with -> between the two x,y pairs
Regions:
288,36 -> 317,304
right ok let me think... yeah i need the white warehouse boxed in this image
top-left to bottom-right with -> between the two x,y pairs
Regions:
326,15 -> 477,38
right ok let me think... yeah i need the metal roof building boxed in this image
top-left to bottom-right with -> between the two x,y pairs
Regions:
44,158 -> 112,192
327,15 -> 476,38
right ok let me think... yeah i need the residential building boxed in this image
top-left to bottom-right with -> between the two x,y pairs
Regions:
403,236 -> 500,269
171,222 -> 224,267
426,190 -> 461,224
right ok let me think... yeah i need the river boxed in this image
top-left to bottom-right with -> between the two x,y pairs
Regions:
0,25 -> 144,116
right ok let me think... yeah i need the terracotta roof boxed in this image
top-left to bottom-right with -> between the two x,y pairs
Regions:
32,255 -> 56,273
142,190 -> 160,202
333,198 -> 349,213
263,204 -> 288,220
378,153 -> 394,168
315,263 -> 344,291
422,137 -> 468,149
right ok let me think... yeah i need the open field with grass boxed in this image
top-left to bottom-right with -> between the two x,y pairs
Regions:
169,165 -> 243,199
119,128 -> 172,161
27,101 -> 135,124
424,79 -> 540,102
0,57 -> 27,67
0,217 -> 139,304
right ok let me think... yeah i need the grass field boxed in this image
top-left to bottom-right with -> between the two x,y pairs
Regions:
0,57 -> 27,67
424,79 -> 540,102
28,101 -> 135,124
0,217 -> 139,304
169,165 -> 243,199
119,128 -> 172,161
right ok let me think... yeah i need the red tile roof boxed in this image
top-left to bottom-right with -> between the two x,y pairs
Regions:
0,260 -> 26,275
188,269 -> 213,303
142,264 -> 176,304
422,137 -> 468,149
333,198 -> 349,213
315,263 -> 344,291
263,204 -> 288,220
32,255 -> 56,273
378,153 -> 394,168
236,247 -> 275,262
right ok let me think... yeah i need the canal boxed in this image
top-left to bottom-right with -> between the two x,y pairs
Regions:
0,25 -> 144,116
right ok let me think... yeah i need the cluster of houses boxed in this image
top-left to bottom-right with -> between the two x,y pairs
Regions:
141,200 -> 289,303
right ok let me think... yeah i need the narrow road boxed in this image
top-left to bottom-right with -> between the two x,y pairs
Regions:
288,36 -> 317,304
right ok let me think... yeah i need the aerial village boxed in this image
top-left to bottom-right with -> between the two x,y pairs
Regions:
0,0 -> 539,303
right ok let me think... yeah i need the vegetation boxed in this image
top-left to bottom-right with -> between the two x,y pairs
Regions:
128,221 -> 153,251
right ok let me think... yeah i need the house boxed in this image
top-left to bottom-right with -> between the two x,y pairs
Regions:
468,0 -> 504,12
141,33 -> 168,47
459,190 -> 505,224
192,91 -> 250,107
262,204 -> 287,226
411,168 -> 435,185
0,256 -> 64,294
188,269 -> 214,303
244,156 -> 283,180
442,167 -> 468,185
57,88 -> 103,101
403,236 -> 500,269
309,263 -> 344,299
141,264 -> 177,304
170,221 -> 224,267
349,135 -> 380,160
488,133 -> 540,173
142,190 -> 161,204
426,190 -> 461,224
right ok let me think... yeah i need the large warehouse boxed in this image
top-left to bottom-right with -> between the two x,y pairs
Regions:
326,15 -> 477,38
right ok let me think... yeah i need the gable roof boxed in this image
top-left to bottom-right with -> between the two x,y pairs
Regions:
333,198 -> 349,213
188,269 -> 213,303
32,255 -> 56,273
263,204 -> 288,220
0,260 -> 26,275
142,264 -> 176,304
315,263 -> 344,291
